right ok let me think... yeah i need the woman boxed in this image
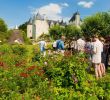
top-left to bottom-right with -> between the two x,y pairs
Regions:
91,35 -> 102,79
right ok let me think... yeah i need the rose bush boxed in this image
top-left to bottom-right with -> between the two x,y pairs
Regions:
0,44 -> 110,100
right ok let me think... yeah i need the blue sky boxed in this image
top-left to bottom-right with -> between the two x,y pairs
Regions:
0,0 -> 110,28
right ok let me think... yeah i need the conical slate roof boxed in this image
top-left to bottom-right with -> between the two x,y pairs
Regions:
36,12 -> 43,20
28,18 -> 33,24
69,11 -> 80,22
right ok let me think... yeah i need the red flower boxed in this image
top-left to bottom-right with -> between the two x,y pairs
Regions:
35,71 -> 43,76
20,72 -> 29,78
35,71 -> 40,75
15,60 -> 26,67
40,69 -> 45,74
0,62 -> 4,66
64,51 -> 72,57
38,67 -> 42,70
27,66 -> 36,71
22,95 -> 24,100
0,52 -> 4,56
15,63 -> 21,67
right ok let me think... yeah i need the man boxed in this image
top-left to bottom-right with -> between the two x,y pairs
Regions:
56,36 -> 65,55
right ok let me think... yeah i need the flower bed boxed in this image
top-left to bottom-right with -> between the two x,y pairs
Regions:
0,44 -> 110,100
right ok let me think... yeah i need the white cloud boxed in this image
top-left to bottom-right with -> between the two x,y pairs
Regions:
30,3 -> 68,21
78,1 -> 94,8
61,3 -> 69,7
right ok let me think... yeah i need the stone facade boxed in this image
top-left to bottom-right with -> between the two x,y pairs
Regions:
34,20 -> 49,39
27,24 -> 33,38
27,12 -> 65,39
27,11 -> 81,39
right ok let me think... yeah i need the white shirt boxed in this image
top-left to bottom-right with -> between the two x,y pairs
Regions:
39,41 -> 46,48
92,39 -> 103,63
77,38 -> 85,51
93,39 -> 103,54
53,41 -> 57,47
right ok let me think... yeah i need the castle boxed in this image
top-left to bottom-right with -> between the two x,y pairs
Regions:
27,11 -> 81,39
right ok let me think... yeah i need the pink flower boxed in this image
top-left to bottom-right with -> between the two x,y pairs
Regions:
44,62 -> 48,65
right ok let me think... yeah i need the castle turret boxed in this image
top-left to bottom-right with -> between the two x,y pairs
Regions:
27,18 -> 33,38
69,11 -> 81,27
36,12 -> 43,20
75,11 -> 80,27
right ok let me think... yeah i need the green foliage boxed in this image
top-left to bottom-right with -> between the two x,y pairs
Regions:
19,21 -> 28,33
64,25 -> 82,39
0,30 -> 13,43
0,44 -> 110,99
6,30 -> 13,39
11,45 -> 28,56
14,21 -> 31,44
0,44 -> 12,54
32,53 -> 41,62
49,25 -> 65,39
0,18 -> 7,32
49,25 -> 82,40
38,34 -> 52,42
20,30 -> 31,44
81,12 -> 110,37
0,32 -> 6,42
0,18 -> 8,42
45,53 -> 88,87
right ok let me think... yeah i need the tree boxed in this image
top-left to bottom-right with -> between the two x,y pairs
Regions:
64,25 -> 82,39
0,18 -> 7,32
81,12 -> 110,37
21,30 -> 31,44
0,18 -> 8,42
49,25 -> 64,40
19,21 -> 28,33
19,21 -> 32,44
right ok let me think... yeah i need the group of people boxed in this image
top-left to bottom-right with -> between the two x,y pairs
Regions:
84,35 -> 105,79
38,35 -> 110,79
38,36 -> 65,56
70,35 -> 110,79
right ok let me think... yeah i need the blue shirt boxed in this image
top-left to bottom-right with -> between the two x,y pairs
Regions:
56,40 -> 64,50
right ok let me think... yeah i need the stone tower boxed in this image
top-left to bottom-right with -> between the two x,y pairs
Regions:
34,12 -> 49,39
75,11 -> 80,27
27,12 -> 49,39
27,18 -> 33,38
69,11 -> 81,27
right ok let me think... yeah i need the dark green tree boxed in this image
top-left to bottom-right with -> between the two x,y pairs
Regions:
49,25 -> 64,40
64,25 -> 82,39
0,18 -> 8,42
81,12 -> 110,37
19,21 -> 31,44
0,18 -> 7,32
19,21 -> 28,33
